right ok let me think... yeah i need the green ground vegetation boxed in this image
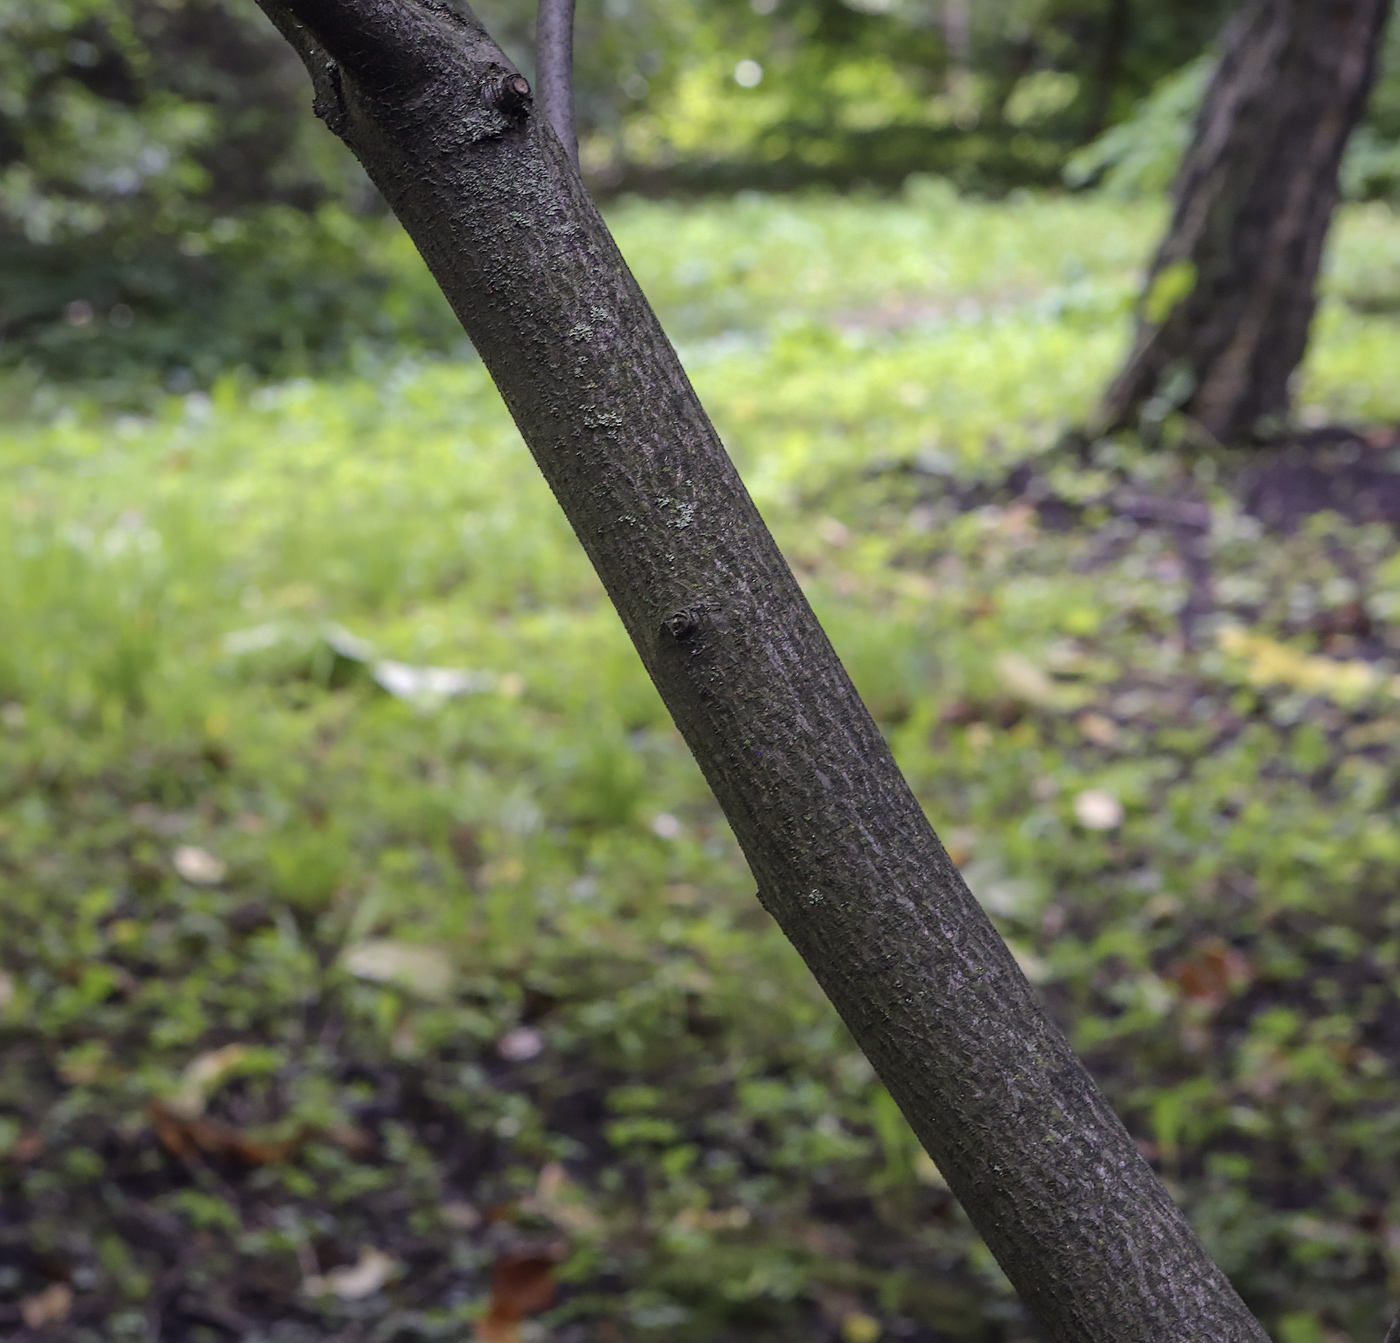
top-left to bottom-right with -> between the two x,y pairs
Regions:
7,188 -> 1400,1341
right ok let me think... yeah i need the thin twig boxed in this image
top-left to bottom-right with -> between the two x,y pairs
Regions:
536,0 -> 578,166
1384,1307 -> 1400,1343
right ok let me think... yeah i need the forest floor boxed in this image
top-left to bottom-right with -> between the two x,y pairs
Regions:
7,188 -> 1400,1343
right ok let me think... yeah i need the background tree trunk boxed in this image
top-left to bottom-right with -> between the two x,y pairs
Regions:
1098,0 -> 1393,445
1084,0 -> 1132,142
252,2 -> 1273,1337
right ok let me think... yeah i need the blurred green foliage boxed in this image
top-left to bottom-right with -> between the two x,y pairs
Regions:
17,0 -> 1400,384
6,189 -> 1400,1339
0,0 -> 1237,383
0,0 -> 406,381
1066,16 -> 1400,202
1063,55 -> 1212,197
1,0 -> 1236,231
607,0 -> 1231,192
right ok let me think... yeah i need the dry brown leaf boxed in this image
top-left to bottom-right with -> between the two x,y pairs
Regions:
21,1283 -> 74,1328
474,1251 -> 560,1342
11,1131 -> 44,1163
148,1100 -> 302,1166
475,1315 -> 523,1343
1168,939 -> 1252,1012
1077,712 -> 1120,747
326,1123 -> 374,1157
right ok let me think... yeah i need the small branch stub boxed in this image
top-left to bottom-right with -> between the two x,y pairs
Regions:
483,73 -> 533,117
663,608 -> 703,641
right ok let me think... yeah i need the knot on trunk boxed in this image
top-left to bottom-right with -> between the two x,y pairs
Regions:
662,608 -> 703,641
482,73 -> 533,118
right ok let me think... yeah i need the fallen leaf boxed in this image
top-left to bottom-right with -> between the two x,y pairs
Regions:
993,653 -> 1060,706
1073,789 -> 1124,831
993,652 -> 1088,710
373,659 -> 496,702
322,623 -> 496,706
497,1026 -> 544,1062
319,622 -> 377,664
1077,712 -> 1120,747
670,1205 -> 750,1234
12,1131 -> 44,1163
21,1283 -> 74,1328
170,1043 -> 252,1117
1168,939 -> 1252,1012
304,1247 -> 399,1300
222,621 -> 295,655
148,1100 -> 302,1166
651,813 -> 683,840
172,845 -> 227,885
476,1315 -> 522,1343
327,1123 -> 374,1157
842,1311 -> 882,1343
525,1163 -> 603,1235
475,1250 -> 560,1342
1217,625 -> 1384,703
343,940 -> 453,1000
442,1201 -> 482,1231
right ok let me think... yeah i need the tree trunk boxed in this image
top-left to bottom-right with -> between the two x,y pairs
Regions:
251,2 -> 1272,1338
1084,0 -> 1131,142
1098,0 -> 1393,445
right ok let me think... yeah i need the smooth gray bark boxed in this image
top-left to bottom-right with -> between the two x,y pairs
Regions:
251,1 -> 1272,1337
535,0 -> 578,166
1099,0 -> 1393,444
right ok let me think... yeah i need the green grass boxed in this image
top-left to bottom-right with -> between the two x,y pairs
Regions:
6,187 -> 1400,1341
